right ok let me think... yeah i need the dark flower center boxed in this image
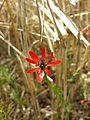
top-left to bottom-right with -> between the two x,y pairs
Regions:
40,61 -> 46,70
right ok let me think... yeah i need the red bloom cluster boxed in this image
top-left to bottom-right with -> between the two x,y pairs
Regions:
25,48 -> 61,83
80,100 -> 90,104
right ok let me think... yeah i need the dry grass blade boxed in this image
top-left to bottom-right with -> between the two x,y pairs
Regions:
16,54 -> 37,106
77,46 -> 90,71
5,0 -> 21,50
55,19 -> 68,36
38,1 -> 68,39
0,34 -> 25,58
36,2 -> 54,52
44,27 -> 54,53
0,0 -> 5,11
47,0 -> 90,46
70,12 -> 90,18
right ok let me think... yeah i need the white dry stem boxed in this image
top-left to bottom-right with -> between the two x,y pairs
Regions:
0,34 -> 26,58
47,0 -> 90,46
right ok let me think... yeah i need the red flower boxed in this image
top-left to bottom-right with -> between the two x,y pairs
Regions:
80,100 -> 90,104
25,48 -> 61,83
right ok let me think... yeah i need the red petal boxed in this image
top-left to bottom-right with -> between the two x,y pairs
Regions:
44,68 -> 52,76
29,51 -> 40,63
47,52 -> 53,62
42,48 -> 46,60
80,100 -> 90,104
27,67 -> 39,74
25,58 -> 37,64
37,70 -> 44,83
47,60 -> 61,66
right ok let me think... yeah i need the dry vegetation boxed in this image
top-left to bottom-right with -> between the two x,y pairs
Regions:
0,0 -> 90,120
